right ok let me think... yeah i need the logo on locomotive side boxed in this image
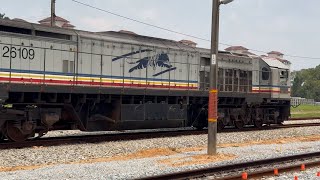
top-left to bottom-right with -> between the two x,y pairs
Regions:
112,49 -> 177,77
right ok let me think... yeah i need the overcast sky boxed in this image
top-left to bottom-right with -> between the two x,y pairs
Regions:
1,0 -> 319,70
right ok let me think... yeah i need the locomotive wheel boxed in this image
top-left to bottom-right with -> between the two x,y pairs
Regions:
254,120 -> 263,129
5,122 -> 32,142
234,120 -> 244,129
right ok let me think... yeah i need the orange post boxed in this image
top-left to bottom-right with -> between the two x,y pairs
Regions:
294,176 -> 298,180
274,168 -> 279,176
301,164 -> 305,171
317,172 -> 320,177
241,172 -> 248,180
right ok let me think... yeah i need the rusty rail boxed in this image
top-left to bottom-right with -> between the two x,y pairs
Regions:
140,152 -> 320,180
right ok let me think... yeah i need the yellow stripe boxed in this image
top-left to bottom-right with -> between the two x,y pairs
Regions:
1,72 -> 199,87
208,118 -> 217,122
210,89 -> 218,93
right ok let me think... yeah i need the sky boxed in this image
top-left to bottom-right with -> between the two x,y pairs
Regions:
1,0 -> 320,70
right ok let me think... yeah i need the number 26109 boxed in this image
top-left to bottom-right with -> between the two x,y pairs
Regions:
2,46 -> 35,60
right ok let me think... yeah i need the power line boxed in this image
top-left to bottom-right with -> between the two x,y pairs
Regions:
70,0 -> 320,60
70,0 -> 209,42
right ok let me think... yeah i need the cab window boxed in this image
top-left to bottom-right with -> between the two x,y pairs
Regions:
262,67 -> 270,80
280,70 -> 288,79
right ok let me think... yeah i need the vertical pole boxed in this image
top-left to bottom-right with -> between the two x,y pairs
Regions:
208,0 -> 220,155
51,0 -> 56,27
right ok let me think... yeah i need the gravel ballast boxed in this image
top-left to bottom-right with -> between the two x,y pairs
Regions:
0,121 -> 320,179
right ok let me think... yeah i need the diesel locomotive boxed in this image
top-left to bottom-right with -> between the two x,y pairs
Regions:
0,19 -> 291,142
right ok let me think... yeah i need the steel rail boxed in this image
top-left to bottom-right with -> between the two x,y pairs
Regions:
139,152 -> 320,180
1,122 -> 320,149
0,129 -> 206,150
289,117 -> 320,121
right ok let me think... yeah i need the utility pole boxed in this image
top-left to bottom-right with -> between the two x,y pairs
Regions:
208,0 -> 220,155
208,0 -> 234,155
51,0 -> 56,27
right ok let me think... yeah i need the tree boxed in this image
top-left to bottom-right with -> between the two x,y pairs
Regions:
0,13 -> 10,20
291,65 -> 320,101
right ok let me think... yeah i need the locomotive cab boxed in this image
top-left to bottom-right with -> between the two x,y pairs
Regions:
262,58 -> 291,99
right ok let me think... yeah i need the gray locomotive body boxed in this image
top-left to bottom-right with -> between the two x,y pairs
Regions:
0,19 -> 291,141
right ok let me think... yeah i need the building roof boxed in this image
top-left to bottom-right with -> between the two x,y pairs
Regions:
225,46 -> 249,51
268,51 -> 284,56
62,23 -> 75,28
38,16 -> 75,29
118,30 -> 137,35
179,40 -> 197,47
39,16 -> 70,23
245,51 -> 257,56
12,18 -> 28,22
179,40 -> 196,44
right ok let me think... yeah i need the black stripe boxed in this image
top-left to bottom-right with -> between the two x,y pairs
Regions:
112,49 -> 152,62
153,67 -> 177,77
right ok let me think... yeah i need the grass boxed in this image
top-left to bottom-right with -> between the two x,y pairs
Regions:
291,105 -> 320,118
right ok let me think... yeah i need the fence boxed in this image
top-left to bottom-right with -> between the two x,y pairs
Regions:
291,97 -> 315,106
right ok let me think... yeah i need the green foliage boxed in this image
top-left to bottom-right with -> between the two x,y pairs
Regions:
0,13 -> 10,20
291,105 -> 320,118
292,65 -> 320,101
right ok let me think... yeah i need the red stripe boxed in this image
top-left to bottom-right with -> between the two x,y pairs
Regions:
0,77 -> 198,90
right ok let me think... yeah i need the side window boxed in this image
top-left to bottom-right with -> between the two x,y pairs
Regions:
63,60 -> 74,73
280,70 -> 288,79
262,67 -> 270,81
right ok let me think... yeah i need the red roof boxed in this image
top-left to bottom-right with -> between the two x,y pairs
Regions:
179,40 -> 197,46
245,51 -> 256,56
225,46 -> 248,51
12,18 -> 28,22
179,40 -> 196,44
268,51 -> 284,56
39,16 -> 70,23
62,23 -> 75,28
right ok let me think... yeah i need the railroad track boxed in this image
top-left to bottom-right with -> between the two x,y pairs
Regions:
1,122 -> 319,150
140,152 -> 320,180
0,129 -> 206,150
289,117 -> 320,121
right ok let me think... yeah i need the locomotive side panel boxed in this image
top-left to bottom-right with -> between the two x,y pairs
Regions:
101,41 -> 113,87
189,53 -> 200,90
78,38 -> 94,86
44,40 -> 76,86
91,39 -> 102,86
